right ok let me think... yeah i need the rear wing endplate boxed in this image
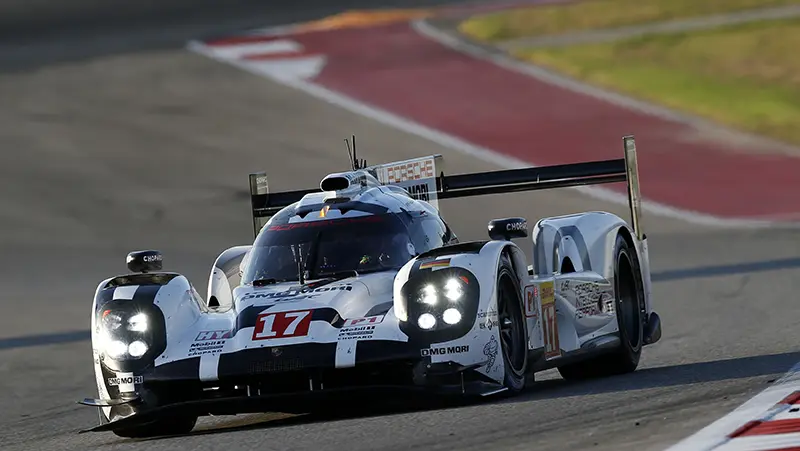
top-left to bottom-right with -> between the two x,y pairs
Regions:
248,135 -> 645,242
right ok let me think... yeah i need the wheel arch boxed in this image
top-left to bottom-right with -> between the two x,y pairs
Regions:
207,245 -> 251,308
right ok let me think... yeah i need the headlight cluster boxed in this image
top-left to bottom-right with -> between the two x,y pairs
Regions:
99,309 -> 152,360
415,277 -> 468,330
398,267 -> 480,341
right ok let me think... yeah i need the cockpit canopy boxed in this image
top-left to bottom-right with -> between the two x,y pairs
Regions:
241,209 -> 455,285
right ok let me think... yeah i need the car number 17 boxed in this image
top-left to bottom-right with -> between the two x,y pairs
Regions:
252,310 -> 313,340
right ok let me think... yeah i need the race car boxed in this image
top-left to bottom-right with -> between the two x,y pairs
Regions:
80,135 -> 662,438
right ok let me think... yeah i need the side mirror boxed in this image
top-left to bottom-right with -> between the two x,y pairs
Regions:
488,217 -> 528,241
126,250 -> 163,273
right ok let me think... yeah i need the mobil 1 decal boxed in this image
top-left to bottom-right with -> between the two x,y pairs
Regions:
338,315 -> 384,341
189,329 -> 232,357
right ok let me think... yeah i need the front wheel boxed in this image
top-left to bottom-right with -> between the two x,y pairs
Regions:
496,254 -> 528,393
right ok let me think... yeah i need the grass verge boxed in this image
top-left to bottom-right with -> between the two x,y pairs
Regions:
513,18 -> 800,145
459,0 -> 800,42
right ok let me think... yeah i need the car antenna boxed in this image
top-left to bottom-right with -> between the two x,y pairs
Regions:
292,244 -> 305,285
345,137 -> 356,171
345,134 -> 366,170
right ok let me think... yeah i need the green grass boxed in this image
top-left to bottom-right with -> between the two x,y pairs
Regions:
459,0 -> 800,42
513,18 -> 800,145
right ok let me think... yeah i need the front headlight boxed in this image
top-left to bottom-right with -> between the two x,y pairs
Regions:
98,309 -> 152,361
444,278 -> 464,301
413,277 -> 467,307
127,313 -> 148,332
398,267 -> 480,341
127,340 -> 149,358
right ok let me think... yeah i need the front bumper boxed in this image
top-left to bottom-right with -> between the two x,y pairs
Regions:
80,377 -> 504,433
84,340 -> 500,432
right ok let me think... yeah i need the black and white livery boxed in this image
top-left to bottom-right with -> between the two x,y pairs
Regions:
81,135 -> 662,437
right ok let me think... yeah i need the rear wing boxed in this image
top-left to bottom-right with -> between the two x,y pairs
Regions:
248,135 -> 645,242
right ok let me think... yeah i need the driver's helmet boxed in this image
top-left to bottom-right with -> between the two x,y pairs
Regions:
358,233 -> 416,269
254,246 -> 296,280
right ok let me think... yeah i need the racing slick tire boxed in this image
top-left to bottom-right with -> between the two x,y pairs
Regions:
112,415 -> 198,438
497,253 -> 528,393
557,232 -> 644,381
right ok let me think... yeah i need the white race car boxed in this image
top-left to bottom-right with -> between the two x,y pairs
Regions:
81,135 -> 662,438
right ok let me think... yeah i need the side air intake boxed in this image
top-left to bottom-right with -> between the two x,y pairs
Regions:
319,171 -> 380,192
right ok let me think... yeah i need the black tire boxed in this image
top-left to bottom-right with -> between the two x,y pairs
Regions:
496,253 -> 528,393
557,233 -> 644,381
112,415 -> 198,438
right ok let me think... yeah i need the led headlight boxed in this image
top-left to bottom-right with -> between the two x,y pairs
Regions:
421,285 -> 438,305
444,278 -> 463,301
98,308 -> 154,361
106,340 -> 128,359
442,308 -> 462,325
418,313 -> 436,330
398,267 -> 480,341
101,311 -> 123,331
128,340 -> 149,358
127,313 -> 148,332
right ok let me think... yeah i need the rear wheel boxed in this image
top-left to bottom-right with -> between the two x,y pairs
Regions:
557,233 -> 643,381
496,254 -> 528,393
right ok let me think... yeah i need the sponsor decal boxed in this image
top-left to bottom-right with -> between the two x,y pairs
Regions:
253,309 -> 313,340
379,158 -> 436,184
477,308 -> 498,319
524,285 -> 538,318
421,345 -> 470,356
338,315 -> 384,341
338,325 -> 376,340
483,336 -> 499,370
195,330 -> 232,341
108,375 -> 143,386
560,280 -> 607,318
539,281 -> 561,359
142,254 -> 162,263
241,284 -> 353,302
342,315 -> 384,328
189,340 -> 227,357
420,258 -> 450,270
479,319 -> 499,330
371,156 -> 440,207
506,220 -> 527,232
406,182 -> 431,202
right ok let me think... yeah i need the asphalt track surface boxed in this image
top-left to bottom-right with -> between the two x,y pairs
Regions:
1,1 -> 800,450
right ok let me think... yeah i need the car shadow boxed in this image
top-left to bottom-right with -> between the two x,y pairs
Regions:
128,351 -> 800,442
504,351 -> 800,404
129,398 -> 466,443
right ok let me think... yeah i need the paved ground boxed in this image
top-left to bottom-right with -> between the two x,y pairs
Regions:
1,2 -> 799,451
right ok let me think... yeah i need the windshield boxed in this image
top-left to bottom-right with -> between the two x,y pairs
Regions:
241,214 -> 417,284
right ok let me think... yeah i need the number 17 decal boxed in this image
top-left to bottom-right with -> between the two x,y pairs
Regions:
539,281 -> 561,359
253,310 -> 313,340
